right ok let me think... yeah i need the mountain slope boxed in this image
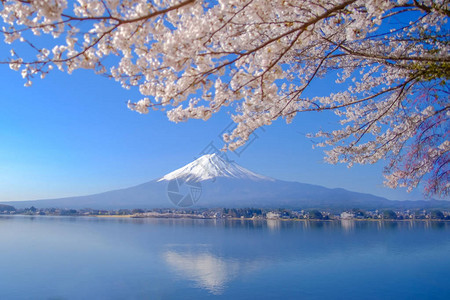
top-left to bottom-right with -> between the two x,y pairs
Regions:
2,154 -> 449,210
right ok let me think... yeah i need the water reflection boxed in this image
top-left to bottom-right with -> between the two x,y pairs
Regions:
163,249 -> 244,294
266,219 -> 281,231
341,219 -> 355,232
1,216 -> 450,299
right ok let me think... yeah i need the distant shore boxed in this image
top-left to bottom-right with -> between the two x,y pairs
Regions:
2,213 -> 450,222
94,214 -> 134,218
2,213 -> 449,222
2,206 -> 449,221
84,214 -> 450,222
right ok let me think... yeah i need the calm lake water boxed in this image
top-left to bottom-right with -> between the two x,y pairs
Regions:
0,216 -> 449,300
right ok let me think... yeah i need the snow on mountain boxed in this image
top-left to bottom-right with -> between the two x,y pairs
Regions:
158,153 -> 274,182
6,153 -> 447,210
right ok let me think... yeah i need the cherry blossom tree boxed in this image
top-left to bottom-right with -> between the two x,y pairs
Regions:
0,0 -> 448,196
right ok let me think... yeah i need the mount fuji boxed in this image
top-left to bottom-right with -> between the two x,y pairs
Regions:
3,154 -> 448,210
158,153 -> 274,182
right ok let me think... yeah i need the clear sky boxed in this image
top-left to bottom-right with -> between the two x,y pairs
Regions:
0,64 -> 427,202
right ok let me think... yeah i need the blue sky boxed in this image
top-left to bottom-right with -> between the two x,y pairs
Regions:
0,64 -> 426,202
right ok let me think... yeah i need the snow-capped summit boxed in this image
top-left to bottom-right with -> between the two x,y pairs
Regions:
158,153 -> 274,182
4,152 -> 411,210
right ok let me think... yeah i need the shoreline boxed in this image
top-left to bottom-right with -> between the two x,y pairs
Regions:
2,214 -> 449,222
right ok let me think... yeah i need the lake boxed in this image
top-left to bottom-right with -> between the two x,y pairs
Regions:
0,216 -> 449,299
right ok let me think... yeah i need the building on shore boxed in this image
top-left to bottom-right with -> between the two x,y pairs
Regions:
340,212 -> 355,220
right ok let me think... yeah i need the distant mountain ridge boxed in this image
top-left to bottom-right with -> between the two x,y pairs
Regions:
2,154 -> 449,210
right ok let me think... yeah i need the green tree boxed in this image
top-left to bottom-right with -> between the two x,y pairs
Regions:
383,210 -> 397,220
430,210 -> 445,220
309,210 -> 323,220
0,204 -> 16,212
352,208 -> 366,218
118,209 -> 131,215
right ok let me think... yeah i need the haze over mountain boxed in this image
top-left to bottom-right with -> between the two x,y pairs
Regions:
2,154 -> 449,210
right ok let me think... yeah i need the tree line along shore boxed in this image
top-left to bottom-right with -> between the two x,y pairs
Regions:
1,205 -> 449,221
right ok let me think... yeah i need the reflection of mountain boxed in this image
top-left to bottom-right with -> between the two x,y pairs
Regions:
164,251 -> 238,294
163,249 -> 257,295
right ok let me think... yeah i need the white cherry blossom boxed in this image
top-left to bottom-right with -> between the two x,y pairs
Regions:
0,0 -> 448,196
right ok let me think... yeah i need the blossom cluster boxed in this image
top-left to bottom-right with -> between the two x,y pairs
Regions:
1,0 -> 448,195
